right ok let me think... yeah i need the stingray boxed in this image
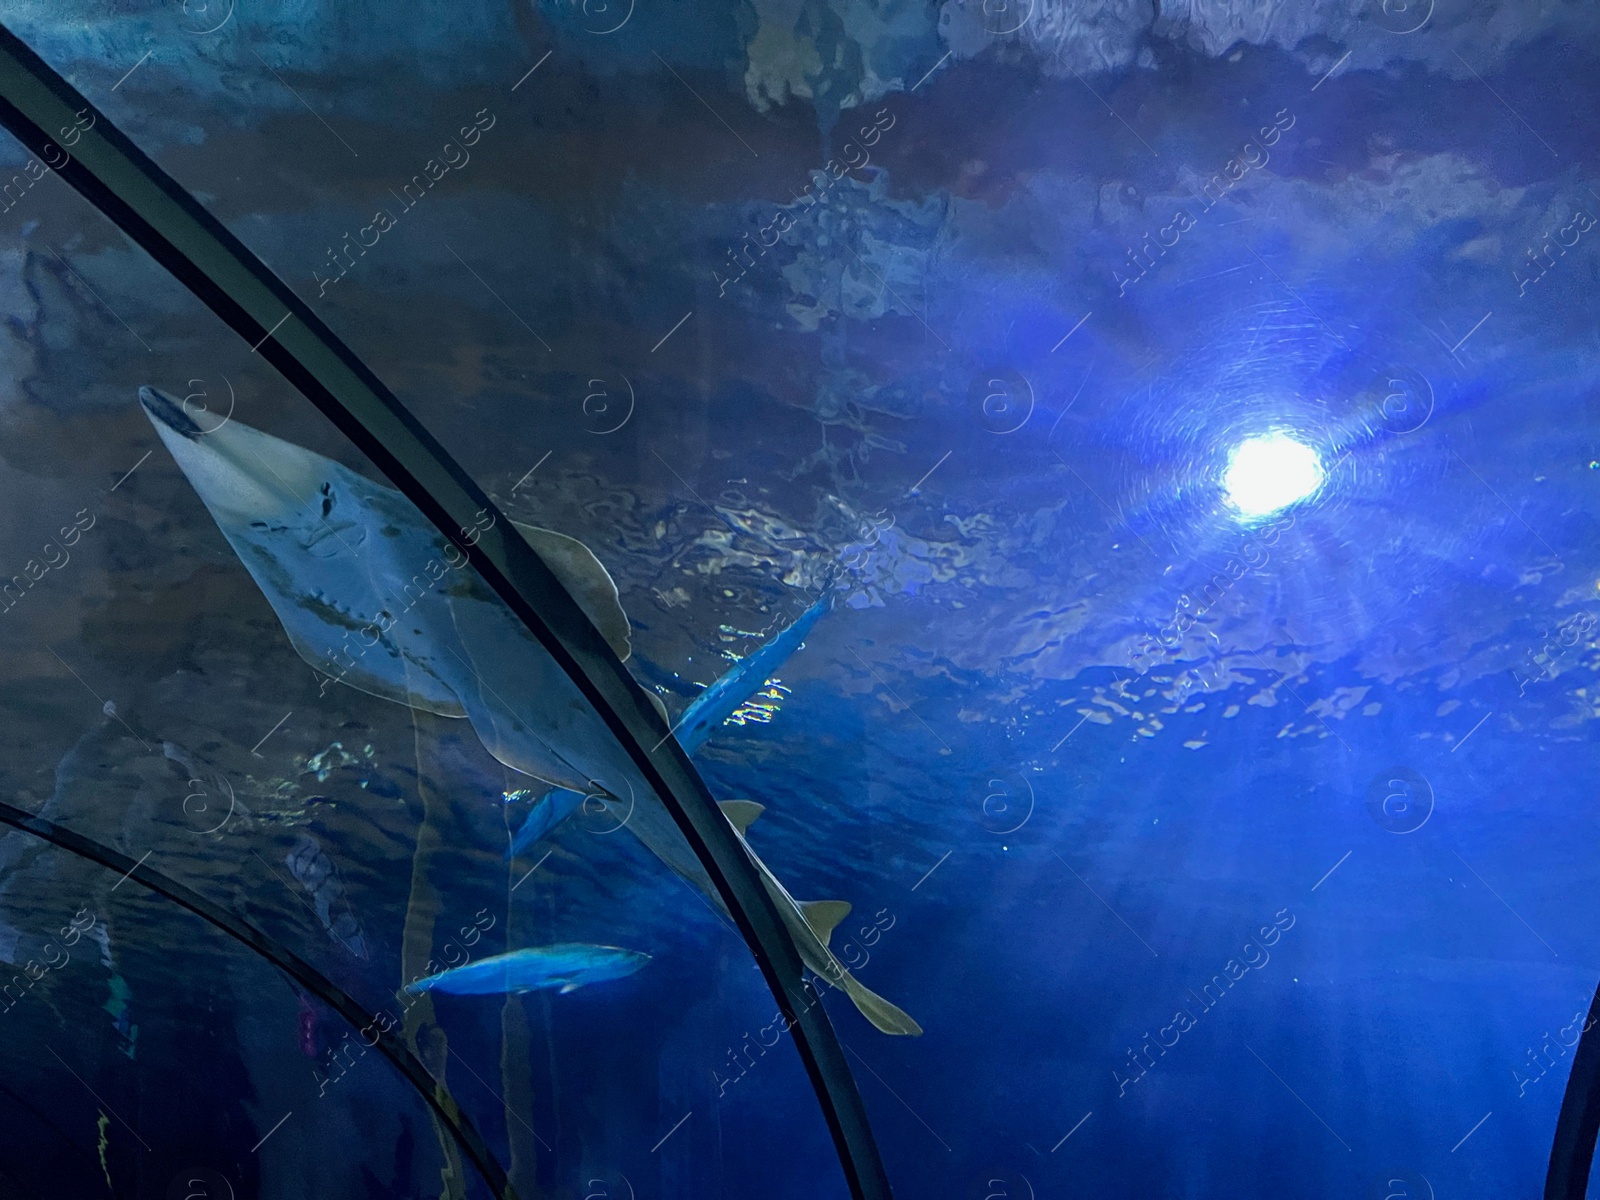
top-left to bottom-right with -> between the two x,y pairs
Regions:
139,387 -> 920,1035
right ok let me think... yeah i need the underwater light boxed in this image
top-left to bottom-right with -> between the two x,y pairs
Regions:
1221,433 -> 1324,519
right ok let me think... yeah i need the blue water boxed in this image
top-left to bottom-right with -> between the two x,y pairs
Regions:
0,1 -> 1596,1196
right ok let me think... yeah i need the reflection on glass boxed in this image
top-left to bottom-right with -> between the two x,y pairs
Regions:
7,1 -> 1599,1196
0,111 -> 848,1196
137,384 -> 916,1035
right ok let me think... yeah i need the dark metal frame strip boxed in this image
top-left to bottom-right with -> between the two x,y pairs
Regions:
0,799 -> 517,1198
1546,977 -> 1600,1197
0,25 -> 891,1200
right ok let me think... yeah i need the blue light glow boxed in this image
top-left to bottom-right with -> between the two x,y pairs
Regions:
1221,433 -> 1325,519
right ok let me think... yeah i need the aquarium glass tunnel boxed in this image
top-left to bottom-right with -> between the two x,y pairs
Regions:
0,2 -> 1596,1197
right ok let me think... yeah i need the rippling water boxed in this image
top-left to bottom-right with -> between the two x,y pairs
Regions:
0,2 -> 1597,1196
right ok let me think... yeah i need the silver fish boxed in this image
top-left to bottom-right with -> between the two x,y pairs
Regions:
508,593 -> 829,858
405,944 -> 650,996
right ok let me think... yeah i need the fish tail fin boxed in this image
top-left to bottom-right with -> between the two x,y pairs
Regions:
801,898 -> 922,1032
829,967 -> 923,1036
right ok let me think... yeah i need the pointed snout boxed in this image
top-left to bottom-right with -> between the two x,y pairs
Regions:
138,386 -> 206,441
136,384 -> 316,529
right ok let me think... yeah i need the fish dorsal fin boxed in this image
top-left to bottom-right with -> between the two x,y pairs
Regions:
718,799 -> 765,837
646,690 -> 670,726
512,521 -> 632,662
799,900 -> 852,947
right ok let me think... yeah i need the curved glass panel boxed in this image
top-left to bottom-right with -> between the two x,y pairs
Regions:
0,843 -> 472,1198
9,4 -> 1600,1197
0,117 -> 847,1199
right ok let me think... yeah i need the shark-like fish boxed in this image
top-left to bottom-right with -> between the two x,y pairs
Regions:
507,594 -> 828,858
404,944 -> 650,996
139,388 -> 920,1035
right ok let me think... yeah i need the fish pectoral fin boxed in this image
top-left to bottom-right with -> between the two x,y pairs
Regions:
718,799 -> 765,837
558,981 -> 580,994
798,900 -> 851,947
512,521 -> 632,662
281,609 -> 468,718
828,967 -> 923,1037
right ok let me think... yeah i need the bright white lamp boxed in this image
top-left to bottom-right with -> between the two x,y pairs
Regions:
1222,433 -> 1324,519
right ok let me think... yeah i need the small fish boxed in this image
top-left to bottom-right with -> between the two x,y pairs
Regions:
507,594 -> 829,858
673,594 -> 828,753
404,944 -> 650,996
